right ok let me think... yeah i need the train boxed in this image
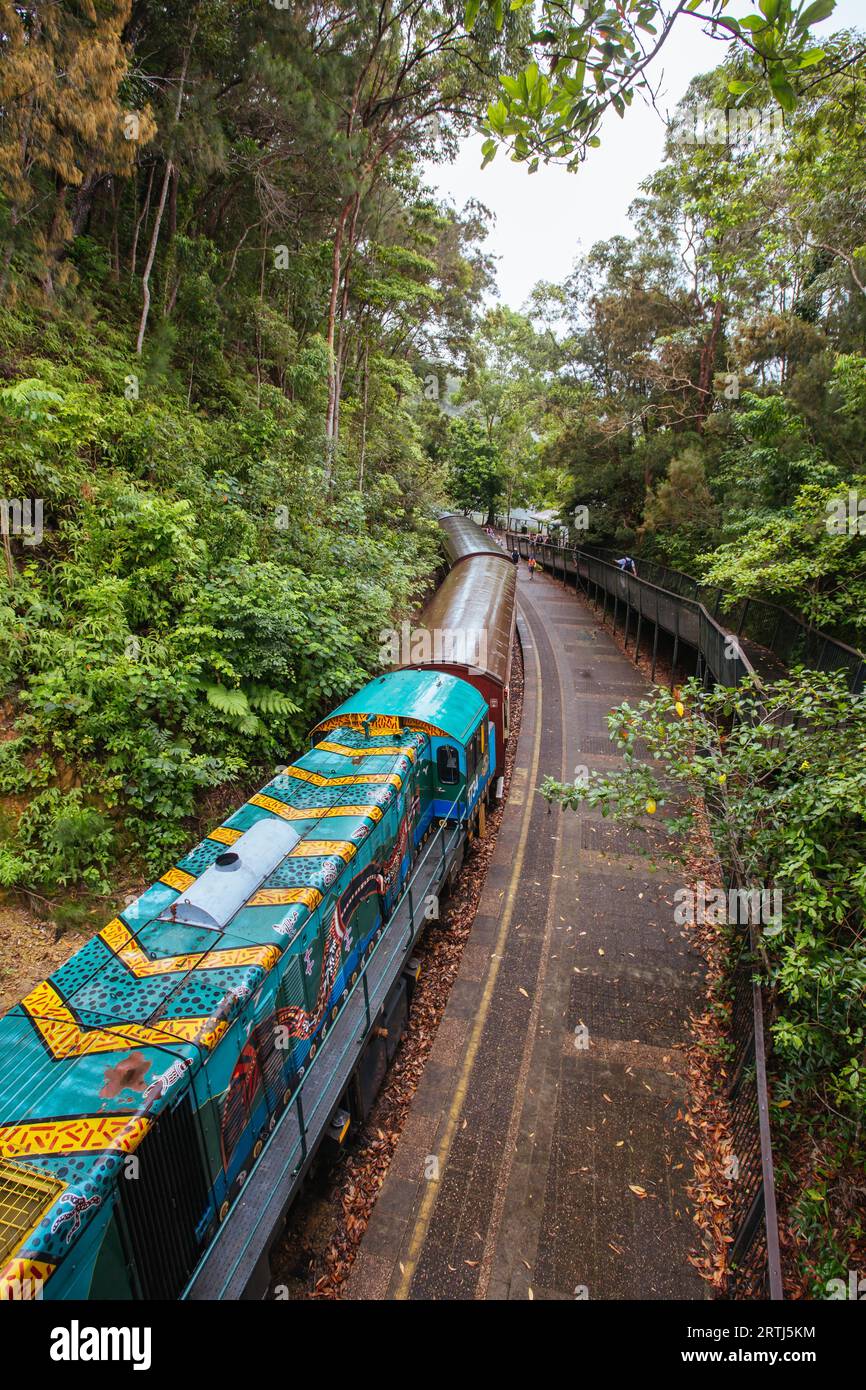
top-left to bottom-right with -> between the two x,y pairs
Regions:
404,512 -> 517,768
0,515 -> 518,1301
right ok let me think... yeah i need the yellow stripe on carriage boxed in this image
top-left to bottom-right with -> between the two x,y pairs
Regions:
0,1258 -> 56,1298
283,766 -> 402,789
314,740 -> 416,761
159,866 -> 196,892
289,839 -> 357,862
0,1114 -> 152,1162
248,793 -> 385,823
208,825 -> 244,846
21,980 -> 228,1060
101,918 -> 280,978
246,886 -> 323,909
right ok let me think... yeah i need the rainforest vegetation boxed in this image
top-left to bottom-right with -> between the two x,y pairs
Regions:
0,0 -> 864,1297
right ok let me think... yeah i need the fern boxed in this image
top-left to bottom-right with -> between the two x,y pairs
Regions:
247,684 -> 300,716
204,683 -> 252,719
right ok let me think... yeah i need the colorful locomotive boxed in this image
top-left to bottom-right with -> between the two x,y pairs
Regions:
0,669 -> 494,1301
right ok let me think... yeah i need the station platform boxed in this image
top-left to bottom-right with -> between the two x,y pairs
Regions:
346,566 -> 708,1301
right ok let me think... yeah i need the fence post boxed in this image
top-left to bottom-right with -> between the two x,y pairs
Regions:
751,929 -> 784,1300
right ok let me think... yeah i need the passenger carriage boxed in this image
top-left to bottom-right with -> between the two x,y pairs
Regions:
403,517 -> 517,769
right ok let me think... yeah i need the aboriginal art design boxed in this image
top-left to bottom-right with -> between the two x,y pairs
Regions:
0,671 -> 488,1299
218,855 -> 395,1166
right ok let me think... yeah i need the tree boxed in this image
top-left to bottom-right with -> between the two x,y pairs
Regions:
0,0 -> 154,296
470,0 -> 849,170
643,444 -> 718,539
447,416 -> 505,521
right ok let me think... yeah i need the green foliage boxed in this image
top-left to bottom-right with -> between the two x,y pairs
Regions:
2,790 -> 115,895
0,308 -> 438,890
473,0 -> 839,169
446,416 -> 506,520
540,671 -> 866,1128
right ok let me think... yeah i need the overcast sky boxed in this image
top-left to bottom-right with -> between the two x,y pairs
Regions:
423,1 -> 863,311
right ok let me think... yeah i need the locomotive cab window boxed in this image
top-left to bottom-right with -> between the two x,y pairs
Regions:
437,744 -> 460,785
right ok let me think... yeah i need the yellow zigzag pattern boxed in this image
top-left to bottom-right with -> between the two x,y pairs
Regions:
21,980 -> 228,1060
249,793 -> 385,823
283,766 -> 402,789
100,918 -> 280,979
246,885 -> 323,909
0,1113 -> 151,1162
289,839 -> 357,861
315,740 -> 416,761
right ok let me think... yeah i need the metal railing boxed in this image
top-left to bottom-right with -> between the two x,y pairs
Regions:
580,545 -> 864,694
509,533 -> 784,1299
724,924 -> 783,1299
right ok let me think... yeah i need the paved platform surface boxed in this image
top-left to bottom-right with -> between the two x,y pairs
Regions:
346,567 -> 707,1301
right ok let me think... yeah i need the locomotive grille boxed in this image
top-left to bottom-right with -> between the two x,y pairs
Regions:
117,1091 -> 211,1299
258,956 -> 307,1110
0,1159 -> 64,1264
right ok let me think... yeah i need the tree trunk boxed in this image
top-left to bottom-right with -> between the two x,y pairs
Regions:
130,163 -> 155,281
696,299 -> 724,429
332,193 -> 361,446
135,159 -> 173,355
40,181 -> 69,296
1,527 -> 14,586
134,18 -> 197,354
325,200 -> 351,461
71,172 -> 103,238
358,340 -> 369,493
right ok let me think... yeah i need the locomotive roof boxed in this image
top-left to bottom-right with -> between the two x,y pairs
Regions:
0,723 -> 425,1288
312,668 -> 486,744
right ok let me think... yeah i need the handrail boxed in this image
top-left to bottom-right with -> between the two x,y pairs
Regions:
578,543 -> 864,693
509,532 -> 785,1299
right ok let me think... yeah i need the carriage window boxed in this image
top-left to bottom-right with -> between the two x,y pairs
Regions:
437,744 -> 460,785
